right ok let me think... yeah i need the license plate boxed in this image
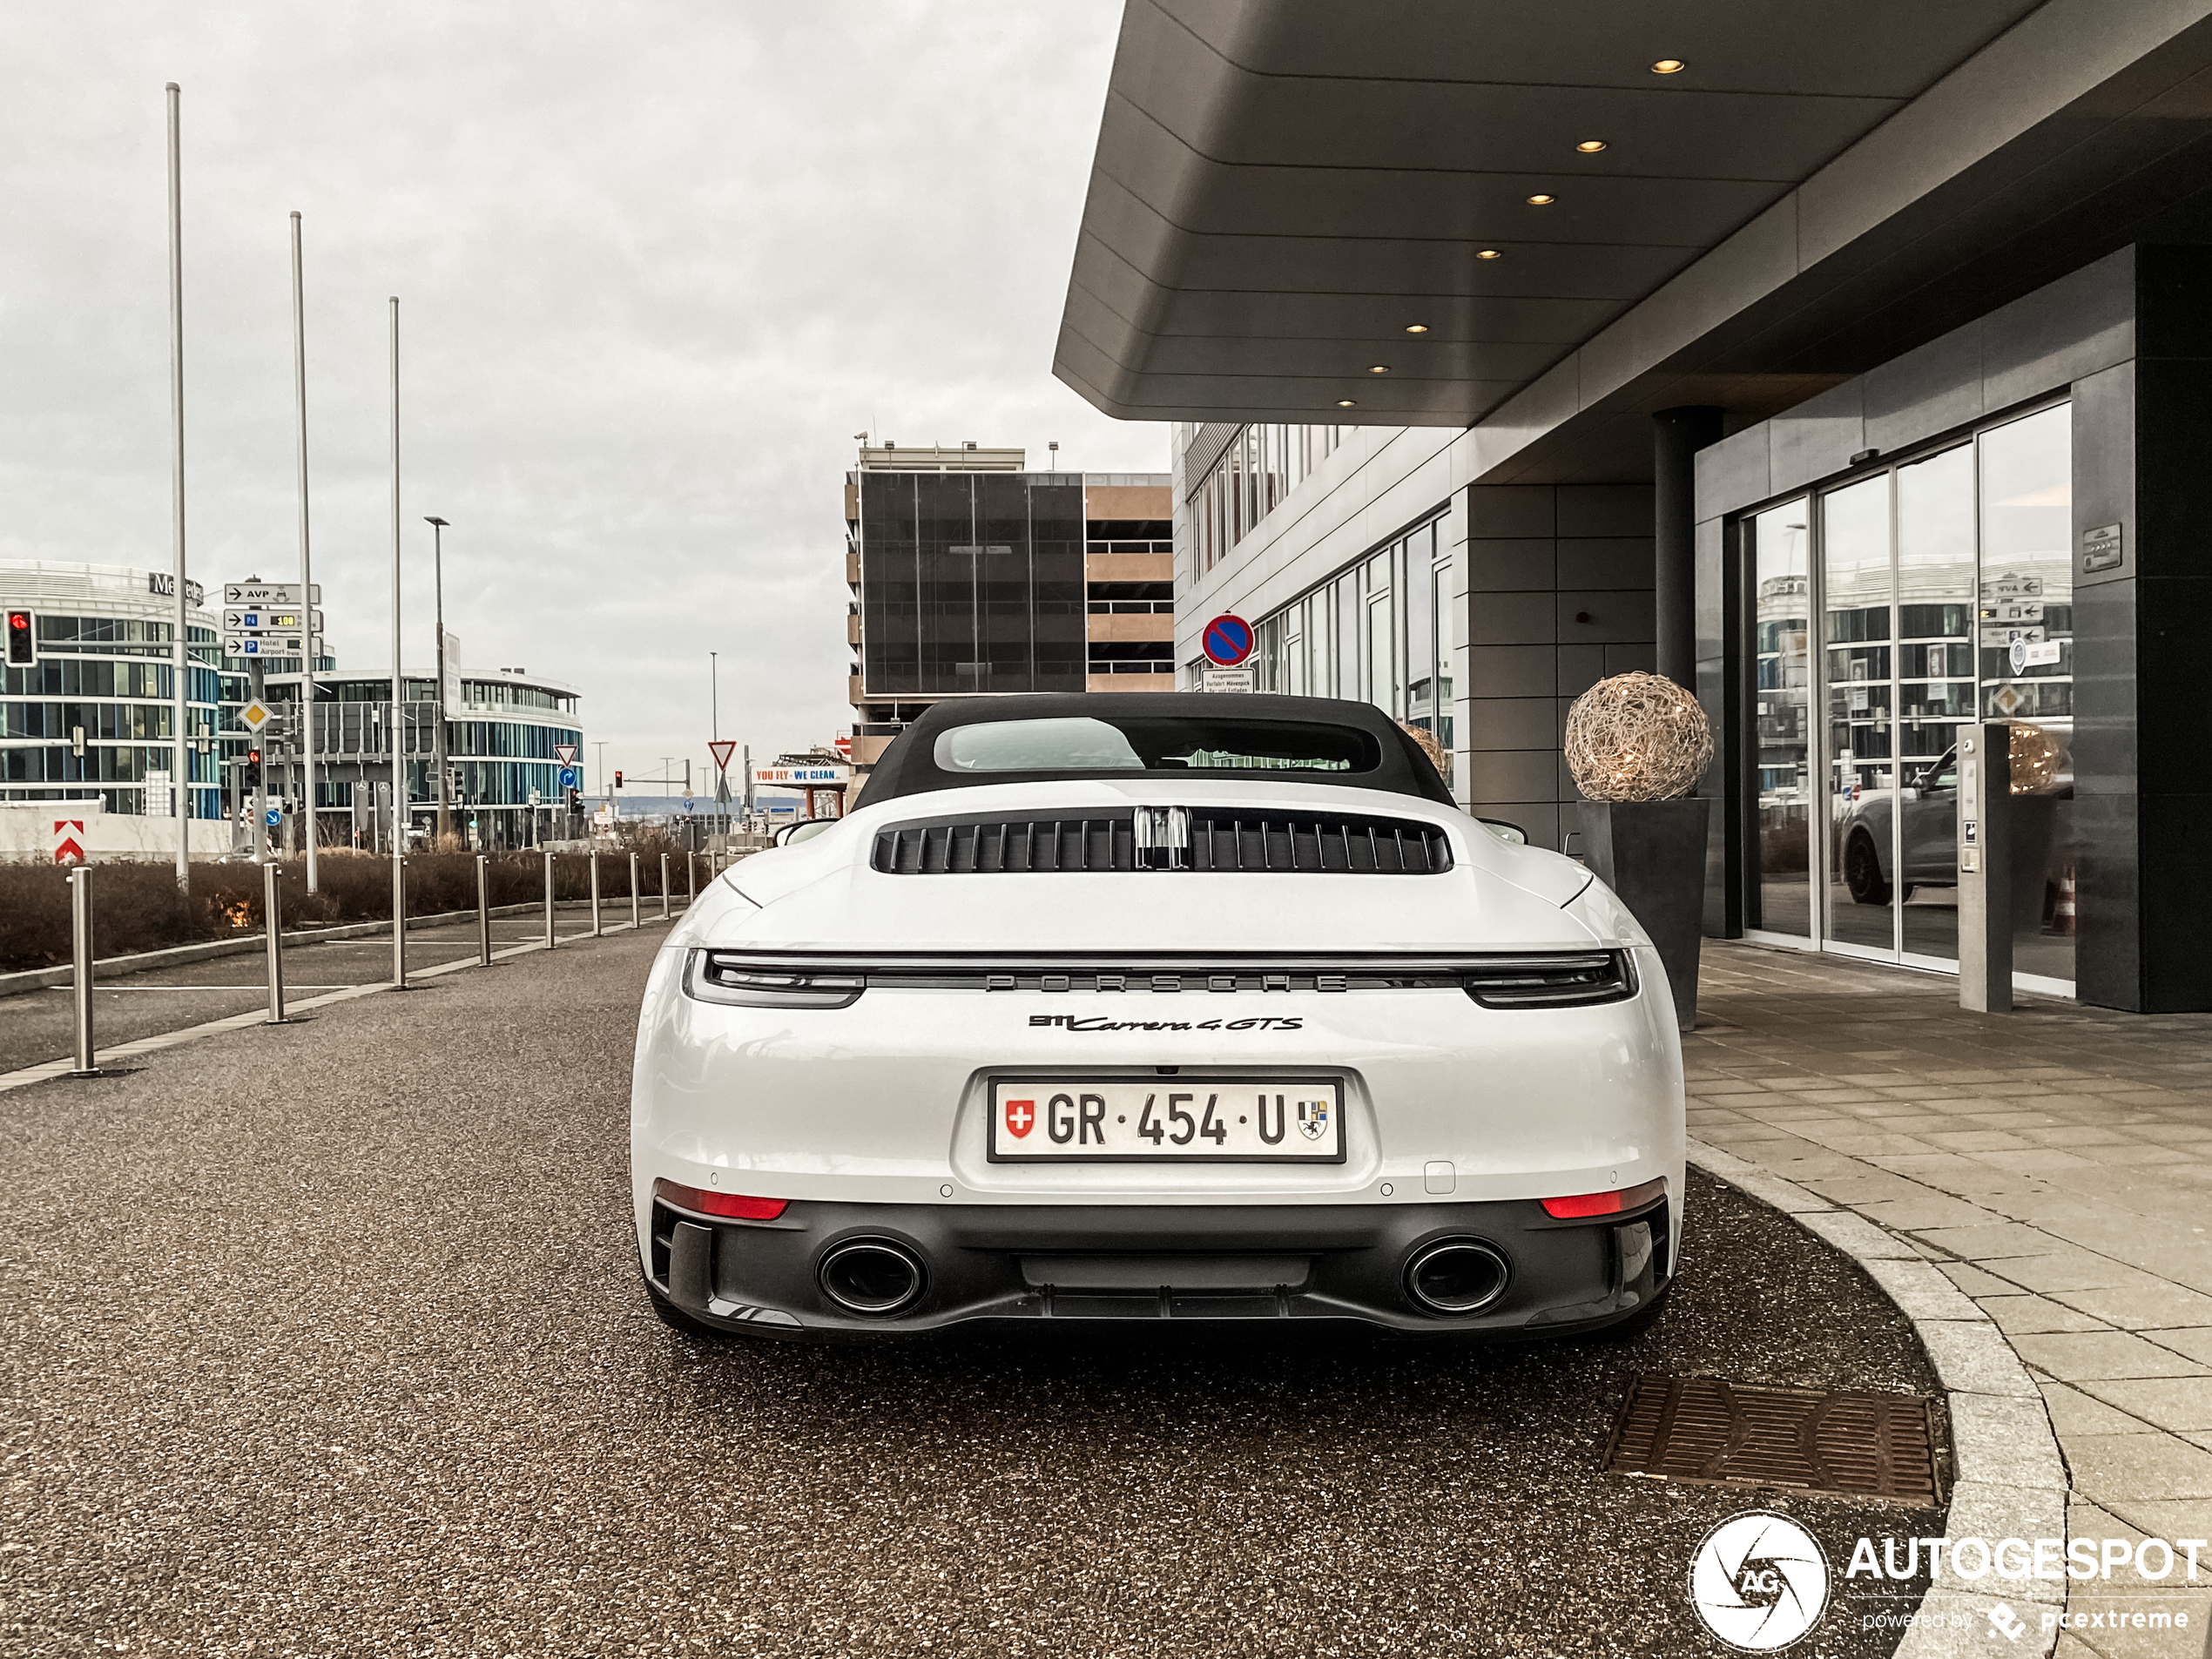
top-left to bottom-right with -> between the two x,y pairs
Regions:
988,1077 -> 1345,1163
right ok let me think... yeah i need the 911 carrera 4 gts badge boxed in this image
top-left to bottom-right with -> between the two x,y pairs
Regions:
1297,1098 -> 1331,1140
1004,1098 -> 1037,1139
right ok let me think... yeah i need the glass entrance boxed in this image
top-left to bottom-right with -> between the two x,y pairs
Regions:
1743,402 -> 2075,990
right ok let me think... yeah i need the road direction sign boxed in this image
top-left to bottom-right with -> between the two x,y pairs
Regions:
265,807 -> 283,827
709,739 -> 737,771
240,700 -> 273,732
230,636 -> 307,658
555,743 -> 579,765
223,582 -> 319,606
558,766 -> 581,788
224,608 -> 320,633
1202,613 -> 1255,666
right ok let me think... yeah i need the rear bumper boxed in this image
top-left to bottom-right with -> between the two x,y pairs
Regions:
644,1189 -> 1673,1341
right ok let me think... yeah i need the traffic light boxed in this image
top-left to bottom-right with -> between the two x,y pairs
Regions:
5,608 -> 32,667
614,770 -> 623,790
566,787 -> 583,813
243,748 -> 262,788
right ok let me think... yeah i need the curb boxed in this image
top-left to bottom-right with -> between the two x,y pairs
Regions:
1687,1138 -> 2069,1659
0,898 -> 683,1001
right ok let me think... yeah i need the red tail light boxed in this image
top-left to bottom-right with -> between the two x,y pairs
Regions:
1541,1177 -> 1665,1219
653,1178 -> 787,1221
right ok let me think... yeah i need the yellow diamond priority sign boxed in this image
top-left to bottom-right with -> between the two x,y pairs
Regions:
240,700 -> 273,732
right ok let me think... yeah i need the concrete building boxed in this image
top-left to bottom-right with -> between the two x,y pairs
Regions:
843,443 -> 1171,773
1055,1 -> 2212,1014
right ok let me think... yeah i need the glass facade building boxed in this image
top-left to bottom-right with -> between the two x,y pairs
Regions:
0,563 -> 233,828
855,469 -> 1087,698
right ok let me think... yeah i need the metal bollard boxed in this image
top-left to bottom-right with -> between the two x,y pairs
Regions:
590,849 -> 602,937
392,851 -> 408,991
661,853 -> 671,920
68,865 -> 98,1077
543,846 -> 556,949
263,861 -> 289,1024
630,853 -> 641,928
475,854 -> 491,966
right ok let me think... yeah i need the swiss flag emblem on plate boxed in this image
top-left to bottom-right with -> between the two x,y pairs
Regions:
1003,1097 -> 1036,1140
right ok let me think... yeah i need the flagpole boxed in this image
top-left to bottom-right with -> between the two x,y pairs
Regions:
292,212 -> 320,892
166,83 -> 190,889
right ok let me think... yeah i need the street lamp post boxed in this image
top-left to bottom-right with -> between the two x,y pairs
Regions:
425,516 -> 449,842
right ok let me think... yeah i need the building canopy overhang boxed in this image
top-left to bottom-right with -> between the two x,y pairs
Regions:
1055,0 -> 2212,481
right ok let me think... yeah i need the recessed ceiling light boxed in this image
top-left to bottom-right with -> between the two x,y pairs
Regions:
1369,364 -> 1390,374
1651,58 -> 1685,74
1576,140 -> 1608,153
1476,248 -> 1503,260
1527,193 -> 1555,206
1336,399 -> 1356,408
1405,323 -> 1428,333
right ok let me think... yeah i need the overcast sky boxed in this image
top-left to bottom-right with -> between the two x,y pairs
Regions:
0,2 -> 1160,789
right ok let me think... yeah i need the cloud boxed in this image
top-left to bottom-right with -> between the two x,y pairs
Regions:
0,0 -> 1159,780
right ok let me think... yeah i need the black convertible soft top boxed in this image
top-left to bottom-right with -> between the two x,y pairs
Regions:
856,693 -> 1455,807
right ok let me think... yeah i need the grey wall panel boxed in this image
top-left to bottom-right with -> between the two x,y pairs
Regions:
1770,380 -> 1866,498
1463,644 -> 1559,700
1462,697 -> 1560,752
1466,486 -> 1555,539
1559,538 -> 1656,590
1557,485 -> 1654,538
1557,593 -> 1652,644
1862,320 -> 1984,455
1467,591 -> 1559,646
1981,247 -> 2134,411
1696,426 -> 1771,514
1467,539 -> 1558,591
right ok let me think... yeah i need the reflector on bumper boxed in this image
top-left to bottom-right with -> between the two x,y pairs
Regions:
653,1177 -> 789,1220
1541,1177 -> 1666,1219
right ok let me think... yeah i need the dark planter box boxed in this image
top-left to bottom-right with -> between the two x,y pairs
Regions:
1577,799 -> 1711,1033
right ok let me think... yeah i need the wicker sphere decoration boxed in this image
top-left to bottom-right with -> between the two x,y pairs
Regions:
1564,671 -> 1714,802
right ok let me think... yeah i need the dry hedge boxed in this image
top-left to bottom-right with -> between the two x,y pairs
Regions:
0,826 -> 698,973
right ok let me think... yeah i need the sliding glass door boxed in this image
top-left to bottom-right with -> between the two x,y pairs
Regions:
1742,402 -> 2074,990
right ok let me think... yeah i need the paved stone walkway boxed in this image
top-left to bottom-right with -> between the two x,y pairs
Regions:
1689,941 -> 2212,1658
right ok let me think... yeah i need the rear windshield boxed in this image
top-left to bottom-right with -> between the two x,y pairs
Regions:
934,716 -> 1379,776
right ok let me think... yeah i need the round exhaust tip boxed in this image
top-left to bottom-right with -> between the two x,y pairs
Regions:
818,1238 -> 927,1316
1405,1238 -> 1512,1315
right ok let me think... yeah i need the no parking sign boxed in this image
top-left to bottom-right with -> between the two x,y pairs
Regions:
1201,614 -> 1254,666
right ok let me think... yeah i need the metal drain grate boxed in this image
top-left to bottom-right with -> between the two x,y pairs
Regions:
1603,1375 -> 1942,1505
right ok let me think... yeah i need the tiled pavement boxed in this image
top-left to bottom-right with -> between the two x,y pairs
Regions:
1689,941 -> 2212,1658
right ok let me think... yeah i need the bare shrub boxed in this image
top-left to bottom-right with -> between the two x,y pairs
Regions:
0,843 -> 706,973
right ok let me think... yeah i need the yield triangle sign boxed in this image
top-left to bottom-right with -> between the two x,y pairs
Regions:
709,739 -> 736,772
240,700 -> 273,732
555,743 -> 578,765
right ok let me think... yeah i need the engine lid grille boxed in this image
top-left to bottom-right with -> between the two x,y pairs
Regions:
873,807 -> 1453,875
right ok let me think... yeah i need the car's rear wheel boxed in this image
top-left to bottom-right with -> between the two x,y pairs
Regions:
1844,830 -> 1892,905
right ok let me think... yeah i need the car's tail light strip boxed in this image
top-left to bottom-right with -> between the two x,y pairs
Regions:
684,950 -> 1634,1008
871,808 -> 1452,875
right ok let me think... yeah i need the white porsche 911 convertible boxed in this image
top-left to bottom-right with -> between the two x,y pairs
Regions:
631,693 -> 1685,1341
